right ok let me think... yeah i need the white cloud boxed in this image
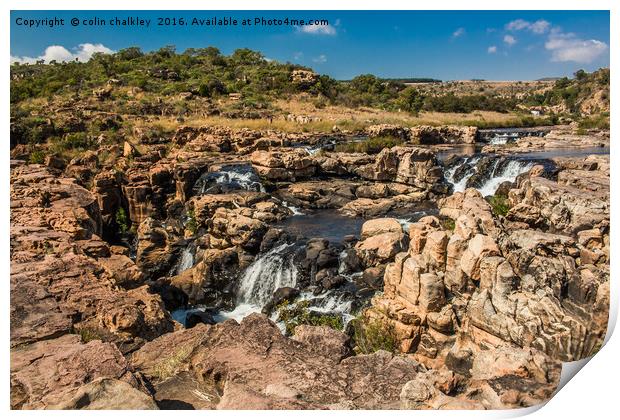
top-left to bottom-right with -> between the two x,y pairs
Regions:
452,27 -> 465,38
503,35 -> 517,46
530,20 -> 551,34
487,45 -> 497,54
293,52 -> 304,61
11,43 -> 114,64
312,54 -> 328,64
506,19 -> 530,31
545,31 -> 608,63
299,24 -> 336,36
506,19 -> 550,34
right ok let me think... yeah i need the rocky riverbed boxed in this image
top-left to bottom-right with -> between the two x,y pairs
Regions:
10,124 -> 609,409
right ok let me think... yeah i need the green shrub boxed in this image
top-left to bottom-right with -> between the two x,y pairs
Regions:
440,217 -> 455,231
185,209 -> 197,235
54,132 -> 96,151
578,114 -> 610,130
115,207 -> 130,233
76,327 -> 102,343
277,300 -> 344,336
334,135 -> 404,154
488,194 -> 510,216
28,150 -> 46,164
351,316 -> 398,354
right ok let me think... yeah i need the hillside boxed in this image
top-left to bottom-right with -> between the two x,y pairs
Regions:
10,46 -> 609,162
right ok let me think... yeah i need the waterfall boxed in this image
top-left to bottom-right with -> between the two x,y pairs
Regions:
445,156 -> 535,196
176,248 -> 194,274
477,159 -> 535,197
236,243 -> 298,307
193,164 -> 264,194
282,201 -> 304,215
445,156 -> 481,193
213,170 -> 265,193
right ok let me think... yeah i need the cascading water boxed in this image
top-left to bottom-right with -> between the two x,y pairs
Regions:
477,159 -> 535,196
282,201 -> 305,215
444,156 -> 481,193
193,164 -> 265,194
445,155 -> 536,196
176,247 -> 194,274
217,243 -> 299,321
236,242 -> 299,306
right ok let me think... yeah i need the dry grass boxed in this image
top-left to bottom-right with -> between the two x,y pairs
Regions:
138,106 -> 547,136
148,345 -> 194,381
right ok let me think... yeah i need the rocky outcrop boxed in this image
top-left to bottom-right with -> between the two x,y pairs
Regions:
10,163 -> 174,408
10,334 -> 154,409
508,159 -> 609,235
366,185 -> 608,367
410,125 -> 478,145
250,148 -> 316,181
131,314 -> 424,409
365,124 -> 477,145
355,218 -> 408,267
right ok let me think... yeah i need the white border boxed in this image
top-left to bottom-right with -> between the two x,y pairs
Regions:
3,1 -> 617,419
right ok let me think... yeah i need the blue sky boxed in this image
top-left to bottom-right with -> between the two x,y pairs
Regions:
10,10 -> 609,80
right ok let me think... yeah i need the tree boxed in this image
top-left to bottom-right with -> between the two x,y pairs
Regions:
116,47 -> 143,60
397,87 -> 425,115
574,69 -> 587,81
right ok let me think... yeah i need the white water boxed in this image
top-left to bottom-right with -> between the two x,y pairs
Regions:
445,156 -> 481,193
282,201 -> 304,215
446,156 -> 535,196
214,170 -> 265,193
236,243 -> 299,307
302,290 -> 355,322
477,159 -> 535,197
176,248 -> 194,274
195,166 -> 265,194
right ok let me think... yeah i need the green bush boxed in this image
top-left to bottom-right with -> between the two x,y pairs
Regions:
440,217 -> 455,231
578,114 -> 610,130
54,132 -> 96,151
115,207 -> 130,233
334,135 -> 404,154
276,300 -> 344,336
28,150 -> 46,164
351,316 -> 398,354
488,194 -> 510,217
185,209 -> 197,235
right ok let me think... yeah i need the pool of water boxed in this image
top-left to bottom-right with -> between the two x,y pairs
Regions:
276,209 -> 366,242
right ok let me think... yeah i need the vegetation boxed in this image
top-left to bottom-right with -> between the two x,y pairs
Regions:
115,207 -> 130,234
440,217 -> 455,231
149,345 -> 194,381
28,150 -> 46,164
10,46 -> 608,163
334,136 -> 405,154
578,113 -> 610,130
10,46 -> 556,115
276,300 -> 344,336
524,68 -> 610,115
351,316 -> 398,354
488,194 -> 510,217
75,327 -> 103,343
185,209 -> 198,235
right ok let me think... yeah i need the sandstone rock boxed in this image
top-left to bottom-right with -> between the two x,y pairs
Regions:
10,335 -> 146,409
360,218 -> 403,240
459,234 -> 500,281
131,315 -> 423,409
355,232 -> 407,267
48,378 -> 158,410
293,325 -> 351,361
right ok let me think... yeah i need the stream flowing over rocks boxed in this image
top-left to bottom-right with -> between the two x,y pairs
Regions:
10,124 -> 609,409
